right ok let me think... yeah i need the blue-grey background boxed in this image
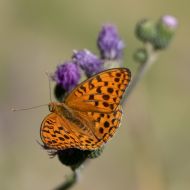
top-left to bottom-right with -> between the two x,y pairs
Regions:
0,1 -> 189,190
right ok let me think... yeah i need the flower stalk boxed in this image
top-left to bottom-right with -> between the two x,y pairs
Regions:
54,169 -> 80,190
123,43 -> 158,107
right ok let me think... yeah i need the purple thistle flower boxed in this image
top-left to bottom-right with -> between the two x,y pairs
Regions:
161,15 -> 178,29
53,61 -> 81,91
73,49 -> 103,77
97,24 -> 125,60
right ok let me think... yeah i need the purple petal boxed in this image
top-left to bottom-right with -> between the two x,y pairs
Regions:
53,61 -> 81,91
73,49 -> 103,77
97,24 -> 125,60
162,15 -> 178,29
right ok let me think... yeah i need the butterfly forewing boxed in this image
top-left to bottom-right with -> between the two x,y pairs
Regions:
65,68 -> 131,113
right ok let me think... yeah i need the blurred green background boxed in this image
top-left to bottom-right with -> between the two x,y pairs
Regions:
0,0 -> 189,190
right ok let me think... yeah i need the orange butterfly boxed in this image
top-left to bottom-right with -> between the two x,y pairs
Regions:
40,68 -> 131,151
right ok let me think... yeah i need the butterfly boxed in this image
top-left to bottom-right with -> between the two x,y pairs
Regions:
40,68 -> 131,151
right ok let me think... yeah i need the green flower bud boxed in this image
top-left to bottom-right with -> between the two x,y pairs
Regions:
133,48 -> 148,64
135,19 -> 157,43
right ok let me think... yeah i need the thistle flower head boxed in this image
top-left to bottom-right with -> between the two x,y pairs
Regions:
73,49 -> 103,77
97,24 -> 125,60
53,61 -> 81,91
161,15 -> 178,29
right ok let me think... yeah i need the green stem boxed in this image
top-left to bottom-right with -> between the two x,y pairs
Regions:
122,43 -> 158,109
54,169 -> 79,190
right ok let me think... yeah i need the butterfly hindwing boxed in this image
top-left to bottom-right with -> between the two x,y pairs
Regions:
40,113 -> 80,150
40,112 -> 103,150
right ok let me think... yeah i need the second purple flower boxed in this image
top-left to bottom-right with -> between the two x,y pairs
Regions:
73,49 -> 104,77
97,24 -> 125,60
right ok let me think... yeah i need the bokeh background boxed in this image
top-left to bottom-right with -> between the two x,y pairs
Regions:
0,1 -> 189,190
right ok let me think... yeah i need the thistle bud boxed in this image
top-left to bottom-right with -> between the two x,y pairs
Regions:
153,15 -> 178,49
135,19 -> 157,43
133,48 -> 148,64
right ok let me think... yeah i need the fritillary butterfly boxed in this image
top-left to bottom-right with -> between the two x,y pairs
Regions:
40,68 -> 131,150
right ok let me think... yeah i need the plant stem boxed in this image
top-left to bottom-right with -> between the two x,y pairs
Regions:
54,169 -> 79,190
122,43 -> 158,109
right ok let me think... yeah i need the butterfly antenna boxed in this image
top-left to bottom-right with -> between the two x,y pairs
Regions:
12,72 -> 53,112
11,104 -> 48,112
45,71 -> 53,102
